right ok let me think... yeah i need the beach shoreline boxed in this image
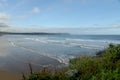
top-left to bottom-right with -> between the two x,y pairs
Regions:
0,70 -> 21,80
0,36 -> 63,79
0,36 -> 21,80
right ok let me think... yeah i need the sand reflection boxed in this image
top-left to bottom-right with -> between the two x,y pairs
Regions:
0,36 -> 9,57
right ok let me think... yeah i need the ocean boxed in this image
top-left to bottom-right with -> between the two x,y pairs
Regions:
1,34 -> 120,73
4,35 -> 120,63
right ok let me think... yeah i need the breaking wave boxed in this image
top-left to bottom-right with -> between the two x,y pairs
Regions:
7,35 -> 120,65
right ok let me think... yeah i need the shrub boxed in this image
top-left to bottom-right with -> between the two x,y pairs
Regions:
21,44 -> 120,80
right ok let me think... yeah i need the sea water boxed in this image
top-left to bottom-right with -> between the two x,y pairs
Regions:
4,34 -> 120,65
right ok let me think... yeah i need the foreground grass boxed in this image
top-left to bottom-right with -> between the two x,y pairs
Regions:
22,44 -> 120,80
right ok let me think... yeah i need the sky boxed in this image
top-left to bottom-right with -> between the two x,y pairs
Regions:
0,0 -> 120,34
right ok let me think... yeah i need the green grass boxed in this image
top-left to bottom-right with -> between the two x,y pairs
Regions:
21,44 -> 120,80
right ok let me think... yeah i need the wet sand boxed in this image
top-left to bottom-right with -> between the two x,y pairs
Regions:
0,36 -> 9,56
0,36 -> 61,79
0,70 -> 21,80
0,36 -> 21,80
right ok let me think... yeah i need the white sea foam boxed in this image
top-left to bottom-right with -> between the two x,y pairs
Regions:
8,36 -> 120,65
9,41 -> 72,65
25,38 -> 101,49
24,37 -> 108,49
25,37 -> 120,48
9,41 -> 17,47
68,43 -> 106,49
65,38 -> 120,44
25,37 -> 48,43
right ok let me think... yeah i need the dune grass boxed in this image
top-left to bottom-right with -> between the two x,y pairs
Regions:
21,44 -> 120,80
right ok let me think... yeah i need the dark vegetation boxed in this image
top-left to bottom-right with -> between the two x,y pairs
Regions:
0,31 -> 69,35
22,44 -> 120,80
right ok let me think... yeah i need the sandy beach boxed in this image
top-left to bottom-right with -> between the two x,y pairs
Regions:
0,70 -> 21,80
0,36 -> 21,80
0,35 -> 61,79
0,36 -> 9,56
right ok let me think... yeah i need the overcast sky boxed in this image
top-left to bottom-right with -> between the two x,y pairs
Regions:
0,0 -> 120,34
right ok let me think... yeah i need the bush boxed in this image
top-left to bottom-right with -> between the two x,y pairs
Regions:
69,44 -> 120,80
103,44 -> 120,62
21,44 -> 120,80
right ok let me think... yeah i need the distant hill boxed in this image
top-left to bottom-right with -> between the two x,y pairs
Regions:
0,31 -> 70,35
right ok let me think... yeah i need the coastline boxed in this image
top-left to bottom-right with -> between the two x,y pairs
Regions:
0,36 -> 21,80
0,36 -> 63,78
0,70 -> 21,80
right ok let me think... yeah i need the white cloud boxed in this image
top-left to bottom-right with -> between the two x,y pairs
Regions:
0,13 -> 10,21
0,22 -> 10,27
112,25 -> 120,28
32,7 -> 40,13
16,7 -> 40,19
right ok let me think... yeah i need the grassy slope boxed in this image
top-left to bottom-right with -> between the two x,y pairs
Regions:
22,44 -> 120,80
